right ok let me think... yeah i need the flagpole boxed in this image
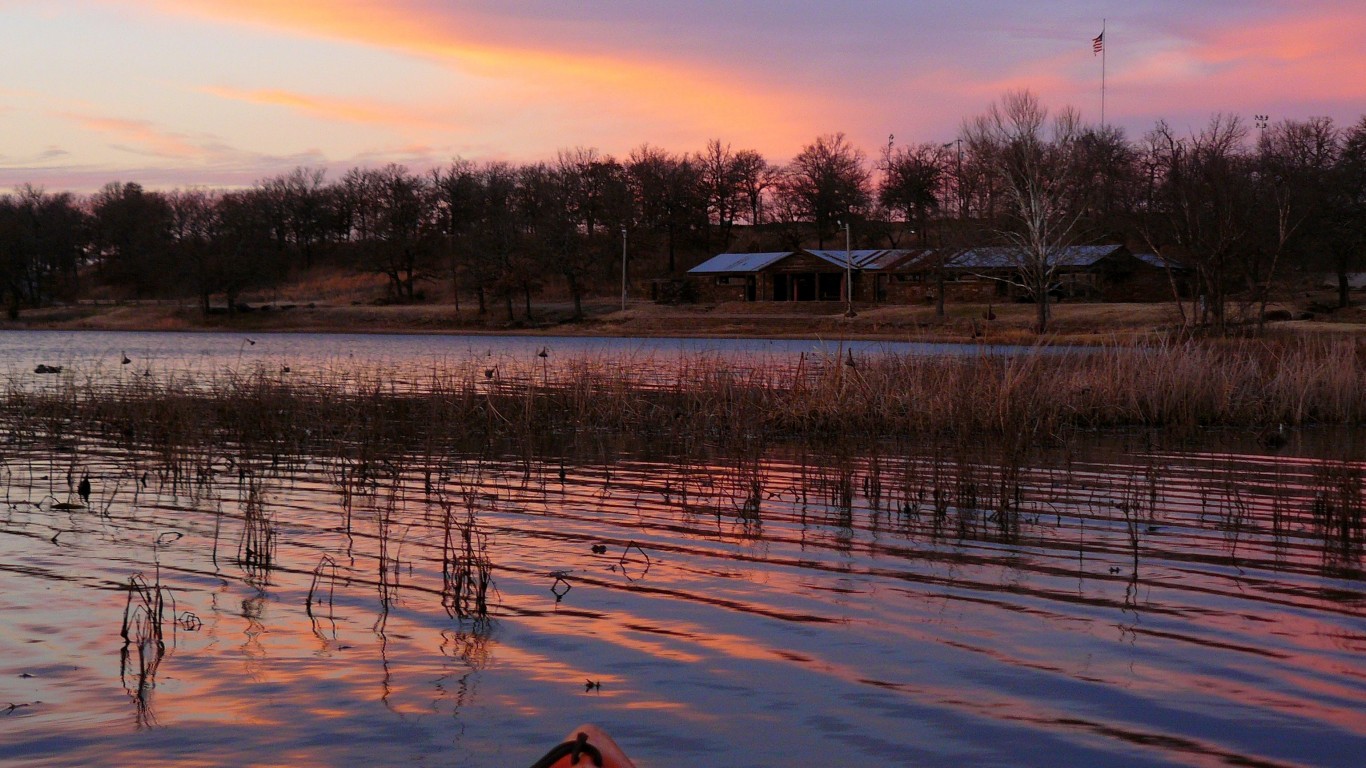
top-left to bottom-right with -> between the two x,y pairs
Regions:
1101,18 -> 1107,127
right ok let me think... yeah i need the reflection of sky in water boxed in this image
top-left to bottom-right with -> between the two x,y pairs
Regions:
0,329 -> 1031,380
1,435 -> 1363,767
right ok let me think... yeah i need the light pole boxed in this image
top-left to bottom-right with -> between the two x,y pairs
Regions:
842,219 -> 856,318
941,139 -> 965,219
620,225 -> 628,311
952,138 -> 964,218
939,138 -> 964,320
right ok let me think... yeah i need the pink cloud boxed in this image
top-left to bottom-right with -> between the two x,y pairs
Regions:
61,113 -> 207,159
17,1 -> 1366,191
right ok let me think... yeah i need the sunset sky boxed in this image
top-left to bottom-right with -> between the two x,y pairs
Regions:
4,0 -> 1365,192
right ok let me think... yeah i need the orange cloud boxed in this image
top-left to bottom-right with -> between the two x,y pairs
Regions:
138,0 -> 810,154
200,86 -> 448,131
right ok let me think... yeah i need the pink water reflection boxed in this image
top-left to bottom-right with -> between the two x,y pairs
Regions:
0,431 -> 1362,767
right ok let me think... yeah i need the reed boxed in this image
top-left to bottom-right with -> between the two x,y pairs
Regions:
119,571 -> 174,728
435,489 -> 495,619
236,473 -> 276,574
120,572 -> 173,652
2,339 -> 1361,461
1309,458 -> 1365,557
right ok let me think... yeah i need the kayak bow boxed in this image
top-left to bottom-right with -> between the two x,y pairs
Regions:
529,724 -> 638,768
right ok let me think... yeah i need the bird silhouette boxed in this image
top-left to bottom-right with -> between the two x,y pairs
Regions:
538,347 -> 549,358
121,352 -> 131,365
78,475 -> 91,504
845,349 -> 856,368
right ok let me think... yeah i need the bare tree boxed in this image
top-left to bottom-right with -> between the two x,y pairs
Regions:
0,186 -> 86,316
478,162 -> 538,322
206,189 -> 281,314
1073,124 -> 1143,235
430,159 -> 480,314
261,167 -> 330,271
627,144 -> 704,273
1140,116 -> 1256,332
879,141 -> 949,246
965,90 -> 1089,333
1326,116 -> 1366,308
88,181 -> 174,296
551,148 -> 632,319
696,139 -> 743,250
517,161 -> 576,316
1253,116 -> 1340,327
777,133 -> 871,247
361,165 -> 437,301
732,149 -> 775,226
165,188 -> 220,314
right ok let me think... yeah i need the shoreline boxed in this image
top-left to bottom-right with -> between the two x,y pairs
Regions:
2,297 -> 1362,345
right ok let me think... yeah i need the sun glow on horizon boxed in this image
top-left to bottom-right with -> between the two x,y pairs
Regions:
3,1 -> 1365,192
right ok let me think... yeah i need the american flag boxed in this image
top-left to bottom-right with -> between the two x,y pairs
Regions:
1092,32 -> 1104,55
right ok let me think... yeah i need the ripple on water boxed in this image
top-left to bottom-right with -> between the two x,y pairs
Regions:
0,424 -> 1362,766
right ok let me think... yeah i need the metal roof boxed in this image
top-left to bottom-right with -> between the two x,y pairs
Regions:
804,249 -> 912,270
1134,252 -> 1188,270
689,245 -> 1131,275
1321,272 -> 1366,289
947,245 -> 1125,270
687,252 -> 795,274
884,248 -> 946,272
689,249 -> 913,274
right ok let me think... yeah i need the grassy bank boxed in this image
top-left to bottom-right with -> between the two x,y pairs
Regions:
6,275 -> 1365,344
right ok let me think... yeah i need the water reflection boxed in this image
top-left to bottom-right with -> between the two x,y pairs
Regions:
0,328 -> 1013,391
0,423 -> 1361,766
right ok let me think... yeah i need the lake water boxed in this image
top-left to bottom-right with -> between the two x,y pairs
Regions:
0,331 -> 1362,767
0,328 -> 1016,377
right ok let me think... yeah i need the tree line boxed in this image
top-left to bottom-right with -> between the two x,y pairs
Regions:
2,90 -> 1363,329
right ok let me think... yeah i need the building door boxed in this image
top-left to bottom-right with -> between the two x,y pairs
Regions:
773,274 -> 789,301
817,273 -> 842,301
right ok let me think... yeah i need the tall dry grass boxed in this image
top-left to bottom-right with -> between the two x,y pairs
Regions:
2,338 -> 1361,459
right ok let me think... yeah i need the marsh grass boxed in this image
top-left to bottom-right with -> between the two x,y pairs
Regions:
120,573 -> 173,652
236,474 -> 275,574
119,571 -> 175,728
4,340 -> 1359,466
2,337 -> 1361,587
435,489 -> 494,619
1310,458 -> 1365,558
